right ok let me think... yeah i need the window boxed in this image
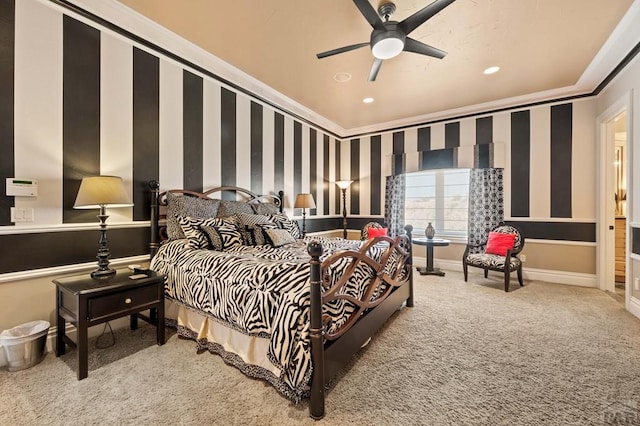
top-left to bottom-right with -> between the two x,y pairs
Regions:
405,168 -> 470,238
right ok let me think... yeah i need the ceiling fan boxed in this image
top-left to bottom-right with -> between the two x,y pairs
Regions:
316,0 -> 456,81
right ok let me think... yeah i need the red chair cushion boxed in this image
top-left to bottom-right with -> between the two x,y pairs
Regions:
367,227 -> 388,239
485,232 -> 516,256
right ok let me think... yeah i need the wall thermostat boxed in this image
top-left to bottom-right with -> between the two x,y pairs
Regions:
6,178 -> 38,197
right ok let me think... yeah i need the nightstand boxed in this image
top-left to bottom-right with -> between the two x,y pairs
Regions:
53,268 -> 166,380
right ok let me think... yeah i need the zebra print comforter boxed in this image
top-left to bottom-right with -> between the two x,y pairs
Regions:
150,237 -> 388,400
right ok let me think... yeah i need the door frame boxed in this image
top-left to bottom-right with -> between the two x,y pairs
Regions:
596,91 -> 632,297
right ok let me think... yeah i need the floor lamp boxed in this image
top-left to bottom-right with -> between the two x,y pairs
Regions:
74,176 -> 133,278
294,193 -> 316,237
335,180 -> 353,239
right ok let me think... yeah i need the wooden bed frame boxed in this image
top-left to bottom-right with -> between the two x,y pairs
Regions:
148,180 -> 414,419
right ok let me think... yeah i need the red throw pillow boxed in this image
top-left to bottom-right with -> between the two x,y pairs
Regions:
485,232 -> 516,256
368,227 -> 388,239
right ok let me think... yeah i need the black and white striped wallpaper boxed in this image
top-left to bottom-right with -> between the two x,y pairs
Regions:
0,0 -> 597,274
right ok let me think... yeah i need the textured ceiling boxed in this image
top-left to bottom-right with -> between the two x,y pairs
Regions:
116,0 -> 633,132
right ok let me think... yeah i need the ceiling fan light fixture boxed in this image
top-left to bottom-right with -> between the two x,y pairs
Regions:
372,37 -> 404,59
371,28 -> 405,60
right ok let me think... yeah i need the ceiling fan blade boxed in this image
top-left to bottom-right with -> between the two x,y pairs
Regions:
368,58 -> 383,82
399,0 -> 456,35
403,38 -> 447,59
316,42 -> 369,59
353,0 -> 385,30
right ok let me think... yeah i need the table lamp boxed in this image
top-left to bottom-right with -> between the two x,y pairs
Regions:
294,193 -> 316,237
74,176 -> 133,278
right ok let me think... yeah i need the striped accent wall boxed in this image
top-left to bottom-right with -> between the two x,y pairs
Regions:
0,0 -> 601,277
338,100 -> 597,242
1,0 -> 342,273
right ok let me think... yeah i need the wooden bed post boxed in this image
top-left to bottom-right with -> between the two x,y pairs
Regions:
149,180 -> 160,258
278,190 -> 285,213
405,224 -> 414,308
307,241 -> 325,420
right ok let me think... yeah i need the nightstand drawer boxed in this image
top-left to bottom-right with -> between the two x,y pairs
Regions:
88,284 -> 159,320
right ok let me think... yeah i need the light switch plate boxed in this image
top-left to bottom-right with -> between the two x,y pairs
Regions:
10,207 -> 34,222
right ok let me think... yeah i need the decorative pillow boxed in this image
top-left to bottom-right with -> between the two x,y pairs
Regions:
264,228 -> 297,247
200,222 -> 243,251
485,232 -> 516,256
252,223 -> 278,246
177,216 -> 222,249
234,212 -> 275,228
367,227 -> 388,239
238,225 -> 256,246
166,192 -> 220,240
251,203 -> 279,215
216,200 -> 254,218
267,213 -> 301,239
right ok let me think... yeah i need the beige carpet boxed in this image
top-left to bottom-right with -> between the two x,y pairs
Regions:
2,272 -> 640,425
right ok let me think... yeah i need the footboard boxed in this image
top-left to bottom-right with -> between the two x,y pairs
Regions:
307,225 -> 413,419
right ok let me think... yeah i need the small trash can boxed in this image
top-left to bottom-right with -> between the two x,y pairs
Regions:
0,320 -> 50,372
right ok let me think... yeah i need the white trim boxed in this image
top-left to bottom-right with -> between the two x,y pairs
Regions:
595,92 -> 632,292
0,255 -> 149,284
523,239 -> 596,247
631,253 -> 640,262
506,217 -> 596,223
628,296 -> 640,319
577,0 -> 640,91
426,257 -> 597,287
0,221 -> 149,235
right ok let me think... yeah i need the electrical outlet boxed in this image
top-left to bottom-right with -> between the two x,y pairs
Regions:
635,277 -> 640,291
520,254 -> 527,262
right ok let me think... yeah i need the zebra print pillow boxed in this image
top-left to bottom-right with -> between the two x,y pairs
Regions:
177,216 -> 224,249
233,213 -> 277,246
166,192 -> 220,240
267,213 -> 301,239
201,223 -> 243,251
235,212 -> 275,228
252,223 -> 278,245
264,228 -> 297,247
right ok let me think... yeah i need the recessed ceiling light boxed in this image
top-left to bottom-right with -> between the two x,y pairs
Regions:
483,66 -> 500,75
363,97 -> 374,104
334,72 -> 352,82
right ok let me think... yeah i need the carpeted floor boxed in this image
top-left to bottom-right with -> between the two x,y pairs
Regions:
2,272 -> 640,425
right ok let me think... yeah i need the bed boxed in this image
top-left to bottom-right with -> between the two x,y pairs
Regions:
147,180 -> 414,419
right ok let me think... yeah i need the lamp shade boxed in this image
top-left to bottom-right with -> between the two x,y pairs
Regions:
73,176 -> 133,209
335,180 -> 353,190
294,193 -> 316,209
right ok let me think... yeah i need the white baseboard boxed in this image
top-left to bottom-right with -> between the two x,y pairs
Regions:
628,296 -> 640,319
416,256 -> 597,287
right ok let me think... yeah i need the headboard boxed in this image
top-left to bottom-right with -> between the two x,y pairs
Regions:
149,180 -> 284,257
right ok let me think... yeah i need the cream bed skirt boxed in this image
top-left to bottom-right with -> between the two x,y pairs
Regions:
165,298 -> 282,378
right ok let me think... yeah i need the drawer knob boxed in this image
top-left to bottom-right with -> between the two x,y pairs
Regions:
125,298 -> 132,304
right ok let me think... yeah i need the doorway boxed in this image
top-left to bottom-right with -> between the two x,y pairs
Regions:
613,112 -> 627,302
596,92 -> 631,304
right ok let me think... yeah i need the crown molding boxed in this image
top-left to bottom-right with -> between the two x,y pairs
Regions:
54,0 -> 347,138
577,0 -> 640,91
56,0 -> 640,140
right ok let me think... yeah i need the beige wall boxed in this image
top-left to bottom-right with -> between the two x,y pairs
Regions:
414,241 -> 595,275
